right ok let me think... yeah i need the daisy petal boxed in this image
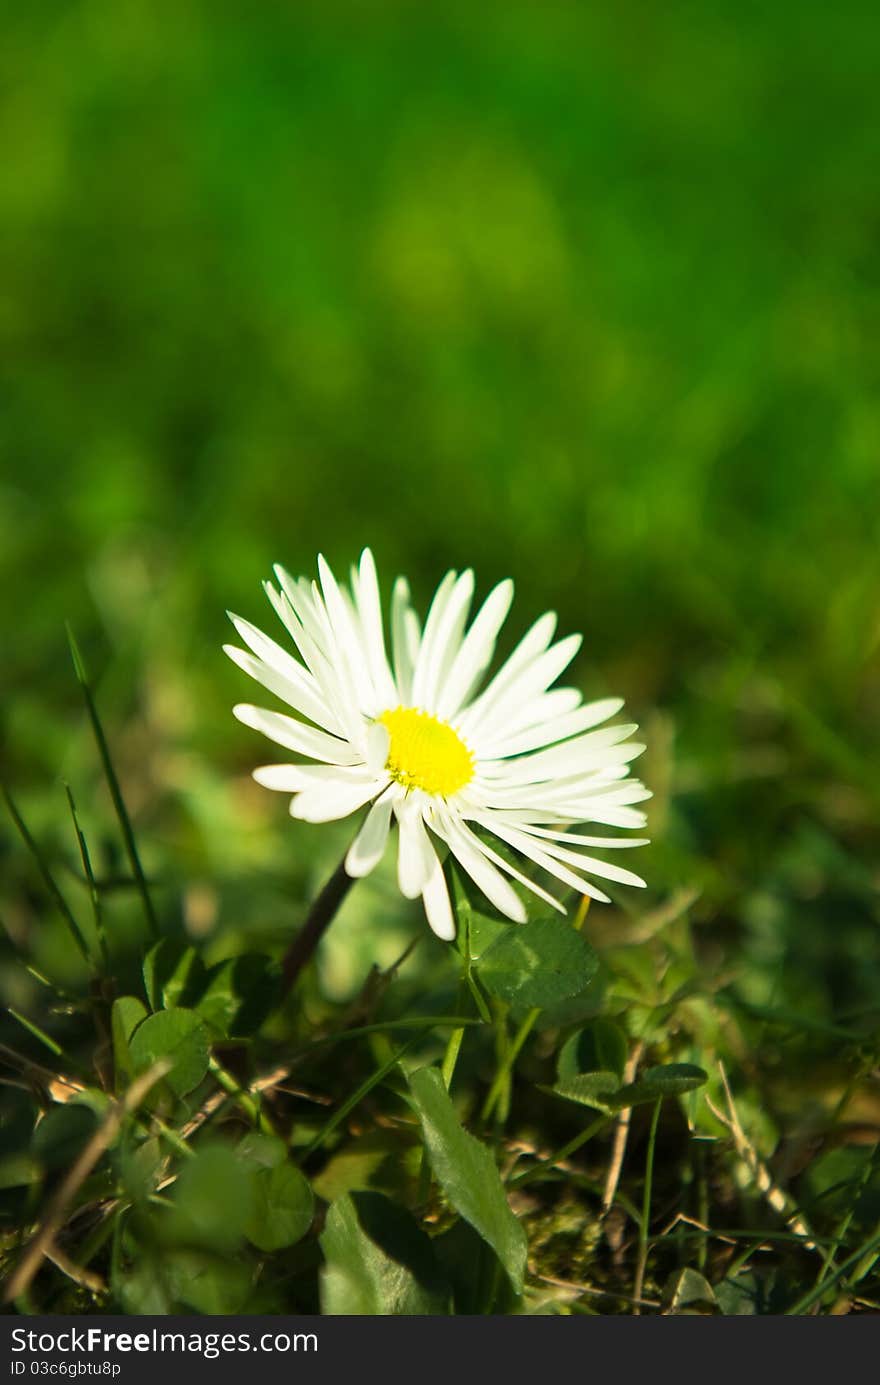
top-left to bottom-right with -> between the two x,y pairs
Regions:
410,569 -> 460,707
479,816 -> 613,904
366,719 -> 391,774
416,569 -> 475,712
391,576 -> 420,702
252,764 -> 313,791
479,699 -> 627,759
465,634 -> 583,742
223,644 -> 345,736
396,803 -> 437,899
233,704 -> 360,763
290,778 -> 384,823
522,834 -> 647,888
440,819 -> 526,922
345,794 -> 393,877
459,609 -> 557,733
353,548 -> 398,708
443,815 -> 565,914
436,578 -> 514,722
421,848 -> 456,941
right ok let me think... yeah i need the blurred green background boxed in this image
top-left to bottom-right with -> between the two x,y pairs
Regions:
2,2 -> 879,1015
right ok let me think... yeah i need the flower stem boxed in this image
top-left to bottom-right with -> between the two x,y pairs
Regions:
633,1097 -> 662,1314
281,853 -> 355,996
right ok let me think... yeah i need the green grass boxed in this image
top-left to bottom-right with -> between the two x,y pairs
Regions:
2,0 -> 880,1316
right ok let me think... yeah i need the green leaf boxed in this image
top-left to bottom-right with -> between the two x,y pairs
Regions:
475,915 -> 598,1011
529,970 -> 608,1031
244,1162 -> 314,1251
550,1071 -> 621,1112
111,995 -> 148,1086
662,1266 -> 719,1315
164,1250 -> 253,1314
118,1136 -> 163,1204
407,1066 -> 527,1294
0,1153 -> 41,1192
128,1007 -> 210,1098
165,1144 -> 253,1250
551,1063 -> 707,1114
235,1131 -> 287,1170
557,1019 -> 629,1084
715,1269 -> 782,1316
320,1191 -> 450,1315
615,1063 -> 708,1106
143,939 -> 207,1012
311,1130 -> 417,1204
196,953 -> 281,1037
432,1218 -> 520,1315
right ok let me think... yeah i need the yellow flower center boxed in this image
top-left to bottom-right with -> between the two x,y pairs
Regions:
378,706 -> 475,797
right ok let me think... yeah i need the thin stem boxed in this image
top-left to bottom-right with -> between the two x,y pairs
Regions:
508,1112 -> 611,1189
481,1006 -> 539,1122
208,1056 -> 276,1135
280,852 -> 355,996
633,1097 -> 663,1314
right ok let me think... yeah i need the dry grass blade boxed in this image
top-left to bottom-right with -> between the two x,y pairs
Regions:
601,1039 -> 645,1220
706,1060 -> 817,1252
4,1060 -> 171,1303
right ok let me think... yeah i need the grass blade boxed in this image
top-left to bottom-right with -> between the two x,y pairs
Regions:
66,625 -> 158,940
63,782 -> 109,971
2,785 -> 92,965
7,1007 -> 64,1058
786,1225 -> 880,1315
300,1038 -> 418,1159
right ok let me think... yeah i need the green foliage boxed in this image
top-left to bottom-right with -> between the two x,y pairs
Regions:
475,916 -> 598,1011
195,954 -> 281,1038
164,1145 -> 254,1251
110,995 -> 148,1086
244,1163 -> 314,1252
553,1061 -> 707,1114
143,941 -> 280,1037
128,1007 -> 210,1099
407,1066 -> 527,1295
143,941 -> 207,1012
662,1267 -> 719,1316
320,1192 -> 449,1315
557,1019 -> 629,1083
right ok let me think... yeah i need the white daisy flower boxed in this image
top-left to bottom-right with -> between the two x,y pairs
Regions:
225,550 -> 650,942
